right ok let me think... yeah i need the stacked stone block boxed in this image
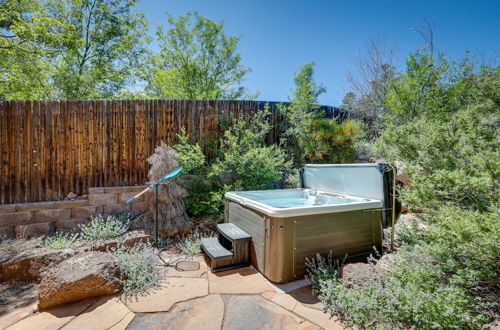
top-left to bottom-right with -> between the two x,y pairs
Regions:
0,185 -> 147,239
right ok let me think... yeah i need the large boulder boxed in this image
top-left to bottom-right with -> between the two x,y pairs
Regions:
1,247 -> 75,282
341,262 -> 385,288
38,251 -> 123,309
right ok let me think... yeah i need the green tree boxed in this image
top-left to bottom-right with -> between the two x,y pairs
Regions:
279,62 -> 361,168
46,0 -> 149,99
0,0 -> 149,100
375,50 -> 499,211
145,12 -> 252,100
0,0 -> 60,99
279,62 -> 326,167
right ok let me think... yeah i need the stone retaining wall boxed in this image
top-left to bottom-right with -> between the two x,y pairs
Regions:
0,186 -> 148,238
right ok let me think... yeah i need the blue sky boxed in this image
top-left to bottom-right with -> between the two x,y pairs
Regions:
136,0 -> 500,106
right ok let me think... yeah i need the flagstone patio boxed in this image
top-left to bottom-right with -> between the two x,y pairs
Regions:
0,254 -> 344,330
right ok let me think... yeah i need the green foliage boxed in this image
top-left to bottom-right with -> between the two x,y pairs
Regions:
175,107 -> 289,221
174,129 -> 206,174
301,118 -> 362,163
183,184 -> 230,221
375,52 -> 499,211
1,0 -> 149,100
279,62 -> 326,167
308,208 -> 498,329
114,211 -> 138,224
79,214 -> 129,241
176,230 -> 208,256
310,50 -> 499,329
315,271 -> 486,329
42,232 -> 80,249
0,0 -> 60,99
305,252 -> 343,295
211,107 -> 289,191
146,12 -> 252,100
115,243 -> 158,292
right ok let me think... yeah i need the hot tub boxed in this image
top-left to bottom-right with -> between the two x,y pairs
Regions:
224,163 -> 399,283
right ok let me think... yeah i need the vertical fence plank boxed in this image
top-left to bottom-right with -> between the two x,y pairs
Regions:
7,101 -> 14,204
0,100 -> 346,204
0,102 -> 4,204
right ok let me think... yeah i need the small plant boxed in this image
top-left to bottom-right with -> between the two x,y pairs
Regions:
42,232 -> 80,249
79,215 -> 129,241
152,237 -> 171,249
115,243 -> 158,293
0,234 -> 10,244
114,211 -> 138,225
305,252 -> 344,295
176,230 -> 209,257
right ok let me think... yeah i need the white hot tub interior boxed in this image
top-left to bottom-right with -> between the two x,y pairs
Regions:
232,189 -> 372,208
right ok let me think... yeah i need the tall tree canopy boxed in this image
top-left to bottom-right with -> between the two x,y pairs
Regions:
0,0 -> 60,99
0,0 -> 148,100
145,12 -> 252,100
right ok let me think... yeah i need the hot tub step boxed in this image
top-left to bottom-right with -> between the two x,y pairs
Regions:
217,223 -> 251,241
202,223 -> 252,271
201,237 -> 233,259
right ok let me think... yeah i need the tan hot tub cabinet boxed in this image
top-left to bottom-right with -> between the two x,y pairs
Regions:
223,163 -> 401,283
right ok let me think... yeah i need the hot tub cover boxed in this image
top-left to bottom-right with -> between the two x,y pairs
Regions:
300,163 -> 400,227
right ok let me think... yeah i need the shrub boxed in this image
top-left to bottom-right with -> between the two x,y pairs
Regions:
183,185 -> 231,221
300,118 -> 362,163
42,232 -> 80,249
174,128 -> 206,174
79,215 -> 129,241
115,243 -> 158,293
174,107 -> 290,221
114,211 -> 138,225
211,107 -> 289,191
316,273 -> 485,329
139,142 -> 192,236
309,51 -> 499,329
278,62 -> 326,167
176,230 -> 210,257
305,252 -> 343,295
374,53 -> 499,211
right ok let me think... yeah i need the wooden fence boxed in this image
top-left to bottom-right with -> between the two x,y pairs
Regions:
0,99 -> 351,204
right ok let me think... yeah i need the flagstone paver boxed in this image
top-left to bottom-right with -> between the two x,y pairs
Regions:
123,277 -> 208,313
223,295 -> 319,330
0,302 -> 37,329
6,298 -> 97,330
261,291 -> 299,311
260,289 -> 343,330
108,311 -> 135,330
159,254 -> 208,278
289,285 -> 324,310
208,266 -> 273,294
128,294 -> 224,330
293,303 -> 344,330
4,254 -> 347,330
61,296 -> 130,330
